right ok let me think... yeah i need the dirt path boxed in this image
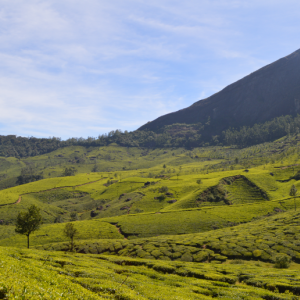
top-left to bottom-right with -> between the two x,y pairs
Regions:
15,196 -> 21,204
127,203 -> 134,215
113,224 -> 127,240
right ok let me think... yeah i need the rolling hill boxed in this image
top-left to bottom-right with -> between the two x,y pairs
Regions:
1,130 -> 300,298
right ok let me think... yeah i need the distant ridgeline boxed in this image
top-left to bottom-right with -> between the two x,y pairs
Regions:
0,114 -> 299,158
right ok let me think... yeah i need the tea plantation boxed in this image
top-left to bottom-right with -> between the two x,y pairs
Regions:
1,247 -> 300,299
1,135 -> 300,298
35,210 -> 300,265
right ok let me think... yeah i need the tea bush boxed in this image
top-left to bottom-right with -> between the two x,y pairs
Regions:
274,255 -> 291,269
0,246 -> 299,299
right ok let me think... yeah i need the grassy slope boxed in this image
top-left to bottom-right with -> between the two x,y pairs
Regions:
1,247 -> 300,299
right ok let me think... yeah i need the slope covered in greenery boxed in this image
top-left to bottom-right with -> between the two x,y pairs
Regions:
0,135 -> 300,243
2,132 -> 300,298
33,210 -> 300,265
1,246 -> 300,299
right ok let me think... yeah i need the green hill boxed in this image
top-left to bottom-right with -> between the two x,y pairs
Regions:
1,133 -> 300,298
33,210 -> 300,265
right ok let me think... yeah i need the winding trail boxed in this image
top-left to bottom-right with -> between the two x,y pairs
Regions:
113,224 -> 127,240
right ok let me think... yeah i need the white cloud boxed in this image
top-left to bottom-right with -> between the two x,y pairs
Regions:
0,0 -> 300,138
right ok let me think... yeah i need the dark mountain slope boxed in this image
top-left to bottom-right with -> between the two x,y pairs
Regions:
139,49 -> 300,137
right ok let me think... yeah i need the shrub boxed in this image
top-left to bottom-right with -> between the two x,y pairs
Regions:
230,259 -> 245,264
70,212 -> 79,221
157,195 -> 166,201
159,186 -> 168,193
274,255 -> 291,269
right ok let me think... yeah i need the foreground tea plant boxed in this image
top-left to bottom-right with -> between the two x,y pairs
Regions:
0,247 -> 300,299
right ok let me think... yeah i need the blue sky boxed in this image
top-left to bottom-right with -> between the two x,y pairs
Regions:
0,0 -> 300,139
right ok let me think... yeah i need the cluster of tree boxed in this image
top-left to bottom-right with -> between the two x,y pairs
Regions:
0,124 -> 207,156
62,167 -> 77,176
16,166 -> 43,185
222,115 -> 300,147
2,115 -> 300,157
0,136 -> 63,158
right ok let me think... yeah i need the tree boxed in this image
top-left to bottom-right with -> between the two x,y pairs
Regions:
289,184 -> 298,211
70,212 -> 79,221
196,179 -> 202,185
159,186 -> 168,193
163,164 -> 166,169
54,215 -> 64,223
62,167 -> 77,176
15,205 -> 42,249
63,223 -> 78,252
91,164 -> 100,172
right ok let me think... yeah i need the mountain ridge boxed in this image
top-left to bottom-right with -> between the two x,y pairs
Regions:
139,48 -> 300,136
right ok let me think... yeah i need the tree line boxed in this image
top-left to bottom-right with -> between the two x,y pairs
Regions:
222,115 -> 300,147
1,115 -> 300,157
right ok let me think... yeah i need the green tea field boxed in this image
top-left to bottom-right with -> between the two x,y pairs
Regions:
1,246 -> 300,299
1,134 -> 300,298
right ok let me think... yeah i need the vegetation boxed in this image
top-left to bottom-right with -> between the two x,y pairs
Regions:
34,210 -> 300,266
290,184 -> 297,211
275,255 -> 291,269
15,205 -> 42,248
1,247 -> 300,299
222,114 -> 300,147
63,223 -> 78,252
0,220 -> 123,248
1,115 -> 300,163
1,129 -> 300,297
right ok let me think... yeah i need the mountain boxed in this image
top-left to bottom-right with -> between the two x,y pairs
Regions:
139,48 -> 300,137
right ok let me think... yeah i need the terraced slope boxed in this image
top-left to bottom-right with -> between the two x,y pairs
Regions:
225,176 -> 267,204
1,247 -> 300,299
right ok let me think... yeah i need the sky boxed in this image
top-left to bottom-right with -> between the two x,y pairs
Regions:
0,0 -> 300,139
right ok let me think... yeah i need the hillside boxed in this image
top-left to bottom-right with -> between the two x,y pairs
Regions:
2,247 -> 300,299
2,134 -> 300,298
1,132 -> 300,191
36,210 -> 300,265
0,134 -> 300,242
139,48 -> 300,139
